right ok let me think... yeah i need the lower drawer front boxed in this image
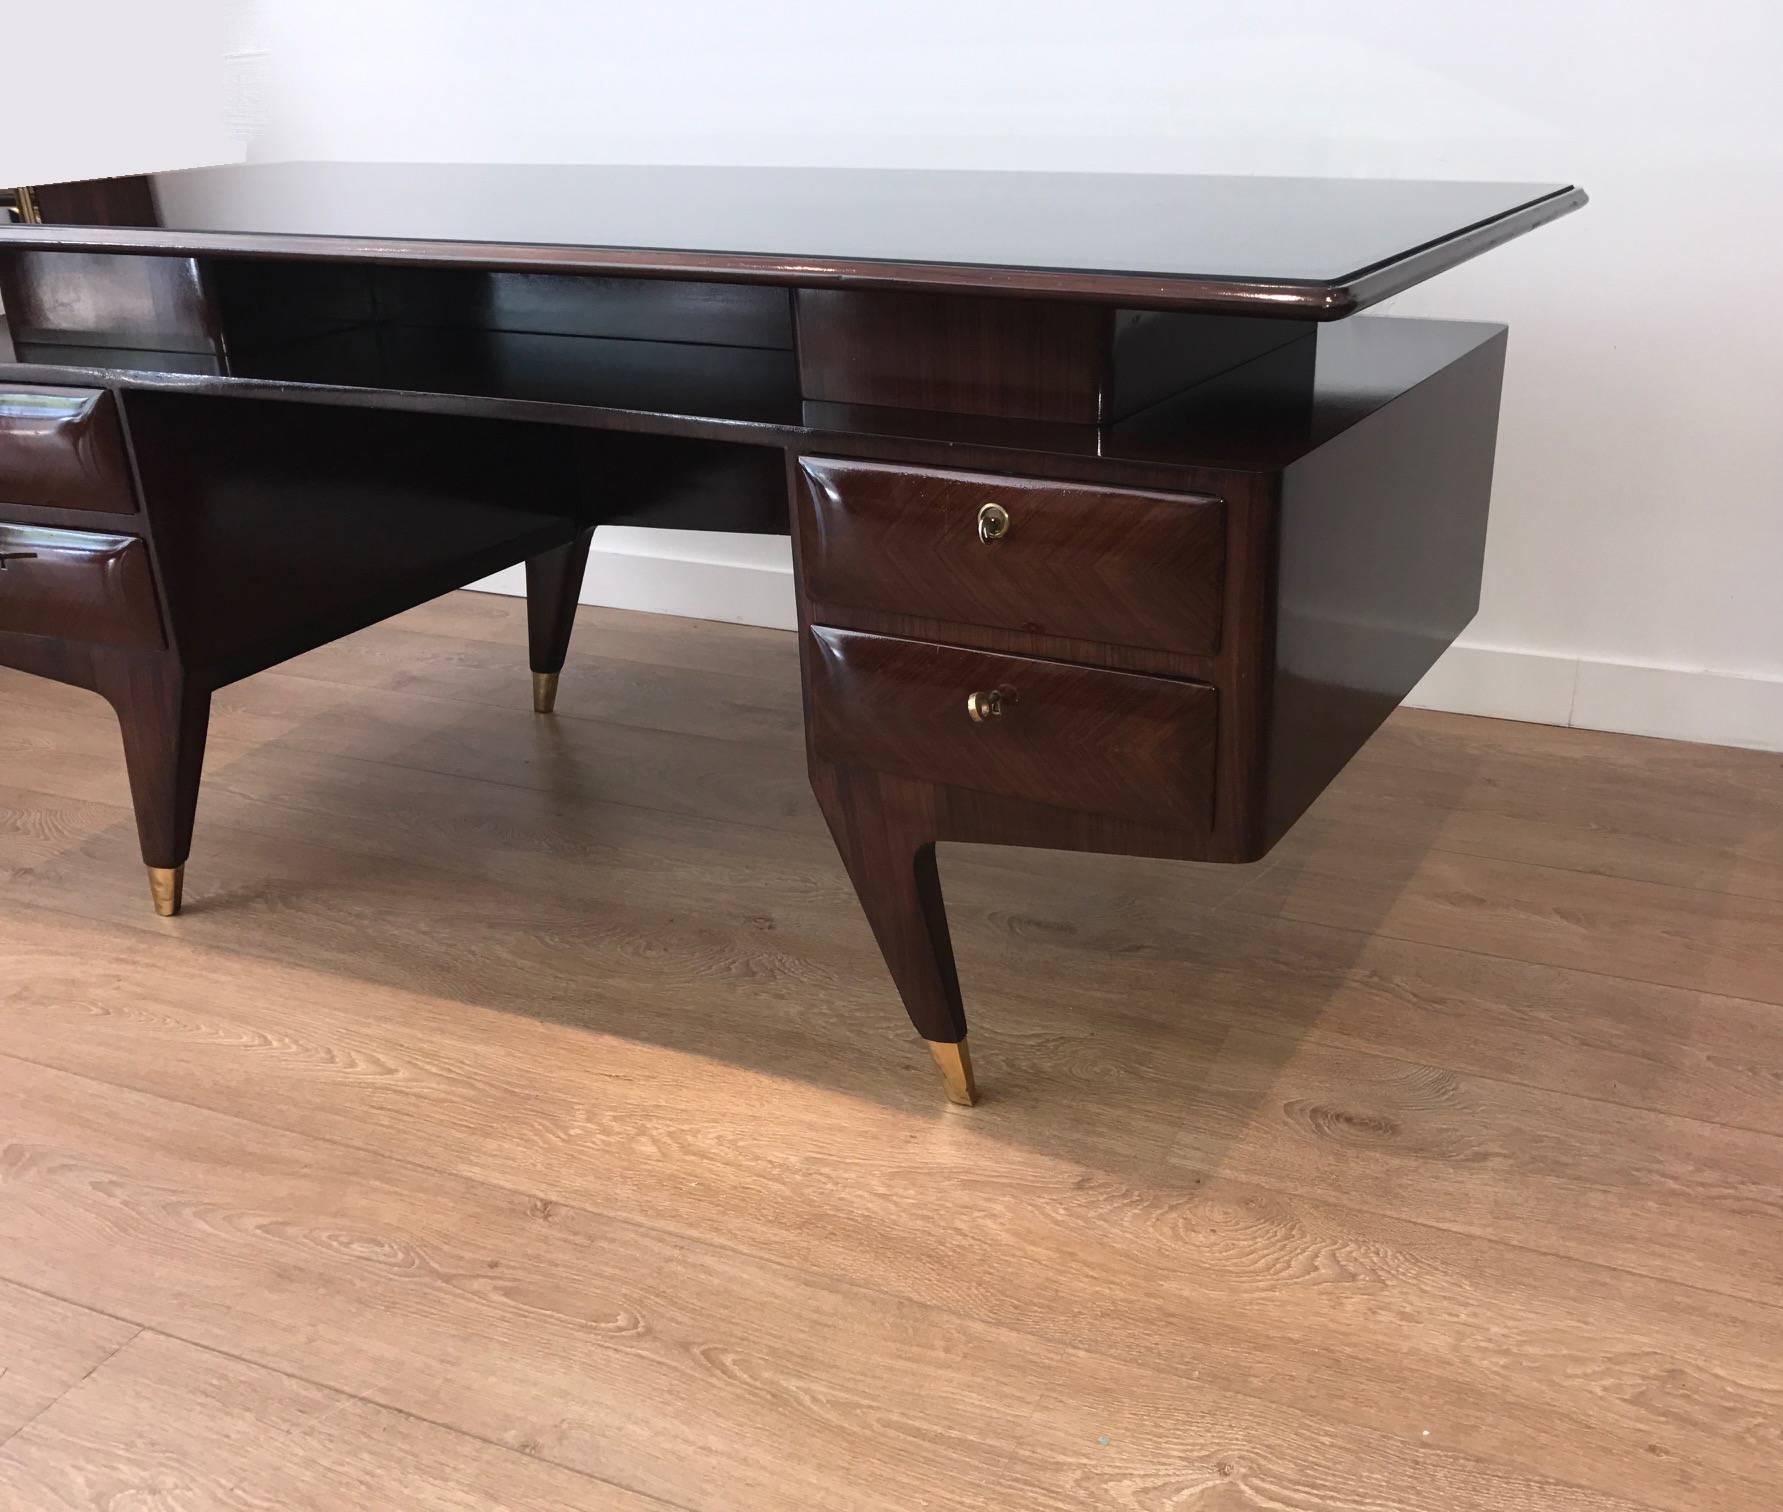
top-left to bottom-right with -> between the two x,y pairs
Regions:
0,523 -> 164,648
808,626 -> 1217,827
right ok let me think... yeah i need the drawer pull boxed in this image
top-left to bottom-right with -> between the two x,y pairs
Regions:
976,501 -> 1010,544
0,552 -> 39,571
966,688 -> 1011,722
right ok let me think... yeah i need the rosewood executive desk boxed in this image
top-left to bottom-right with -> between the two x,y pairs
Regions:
0,165 -> 1585,1104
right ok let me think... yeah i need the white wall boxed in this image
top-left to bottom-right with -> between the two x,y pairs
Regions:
165,1 -> 1783,749
0,3 -> 244,186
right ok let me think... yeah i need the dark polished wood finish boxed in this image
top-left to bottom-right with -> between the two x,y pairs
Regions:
0,164 -> 1580,1095
0,385 -> 136,513
795,291 -> 1110,423
122,393 -> 580,688
808,762 -> 966,1047
16,166 -> 1585,314
1263,324 -> 1507,848
796,291 -> 1317,423
526,527 -> 598,679
0,251 -> 221,355
799,457 -> 1226,656
0,523 -> 162,647
99,650 -> 211,873
807,628 -> 1219,827
27,174 -> 158,228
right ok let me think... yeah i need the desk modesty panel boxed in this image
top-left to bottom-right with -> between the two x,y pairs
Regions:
0,165 -> 1585,1105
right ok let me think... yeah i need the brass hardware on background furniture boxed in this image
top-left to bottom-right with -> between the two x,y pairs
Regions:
976,501 -> 1010,543
532,670 -> 560,714
966,688 -> 1009,722
147,865 -> 184,917
4,187 -> 41,225
926,1038 -> 977,1105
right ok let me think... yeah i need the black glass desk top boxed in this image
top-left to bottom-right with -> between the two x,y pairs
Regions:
3,164 -> 1586,316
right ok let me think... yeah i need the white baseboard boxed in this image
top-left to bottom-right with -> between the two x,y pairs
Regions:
1407,644 -> 1783,753
474,526 -> 798,633
474,532 -> 1783,753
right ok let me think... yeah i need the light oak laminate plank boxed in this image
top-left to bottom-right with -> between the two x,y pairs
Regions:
1166,1028 -> 1783,1304
1,913 -> 1779,1512
0,1056 -> 1669,1512
0,1280 -> 135,1447
0,1331 -> 678,1511
1220,825 -> 1783,1005
4,599 -> 1783,1511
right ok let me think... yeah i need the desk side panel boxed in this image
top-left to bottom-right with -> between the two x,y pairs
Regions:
1260,324 -> 1507,849
120,391 -> 583,684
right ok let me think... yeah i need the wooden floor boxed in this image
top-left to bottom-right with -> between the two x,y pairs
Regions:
1,594 -> 1780,1511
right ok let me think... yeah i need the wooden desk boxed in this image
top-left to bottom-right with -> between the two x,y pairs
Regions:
0,165 -> 1585,1104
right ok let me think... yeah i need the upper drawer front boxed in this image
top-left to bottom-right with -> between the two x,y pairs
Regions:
0,386 -> 136,513
808,626 -> 1217,827
0,523 -> 163,648
799,457 -> 1225,656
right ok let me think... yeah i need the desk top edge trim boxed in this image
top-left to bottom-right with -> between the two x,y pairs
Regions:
0,186 -> 1585,317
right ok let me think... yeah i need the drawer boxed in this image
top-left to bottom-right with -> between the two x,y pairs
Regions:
0,385 -> 136,513
807,626 -> 1217,827
798,457 -> 1225,656
0,523 -> 164,648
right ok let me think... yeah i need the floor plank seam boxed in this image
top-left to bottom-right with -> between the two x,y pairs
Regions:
0,1323 -> 143,1456
2,1316 -> 707,1512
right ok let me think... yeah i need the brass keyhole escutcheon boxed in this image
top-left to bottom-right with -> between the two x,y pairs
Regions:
966,687 -> 1012,723
977,501 -> 1010,543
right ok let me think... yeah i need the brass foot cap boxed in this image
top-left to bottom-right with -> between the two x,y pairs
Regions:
927,1038 -> 977,1106
147,865 -> 184,918
532,670 -> 560,714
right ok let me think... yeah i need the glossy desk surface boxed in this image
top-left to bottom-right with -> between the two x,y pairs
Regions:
0,164 -> 1586,315
0,313 -> 1504,481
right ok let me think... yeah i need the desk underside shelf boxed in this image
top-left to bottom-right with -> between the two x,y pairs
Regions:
0,168 -> 1573,1102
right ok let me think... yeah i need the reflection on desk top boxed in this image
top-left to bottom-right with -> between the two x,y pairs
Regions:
0,164 -> 1585,316
0,315 -> 1504,479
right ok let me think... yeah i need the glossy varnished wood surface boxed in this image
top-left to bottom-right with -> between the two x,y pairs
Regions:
0,315 -> 1503,482
1,593 -> 1780,1510
5,166 -> 1586,315
0,386 -> 136,514
0,251 -> 221,355
0,524 -> 162,648
799,457 -> 1227,657
26,175 -> 158,229
808,627 -> 1219,828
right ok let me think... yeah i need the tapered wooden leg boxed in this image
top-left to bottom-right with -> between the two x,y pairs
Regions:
525,527 -> 596,713
811,762 -> 976,1104
94,652 -> 211,917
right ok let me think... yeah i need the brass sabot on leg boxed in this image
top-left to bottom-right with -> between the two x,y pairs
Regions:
926,1038 -> 977,1106
147,865 -> 184,918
